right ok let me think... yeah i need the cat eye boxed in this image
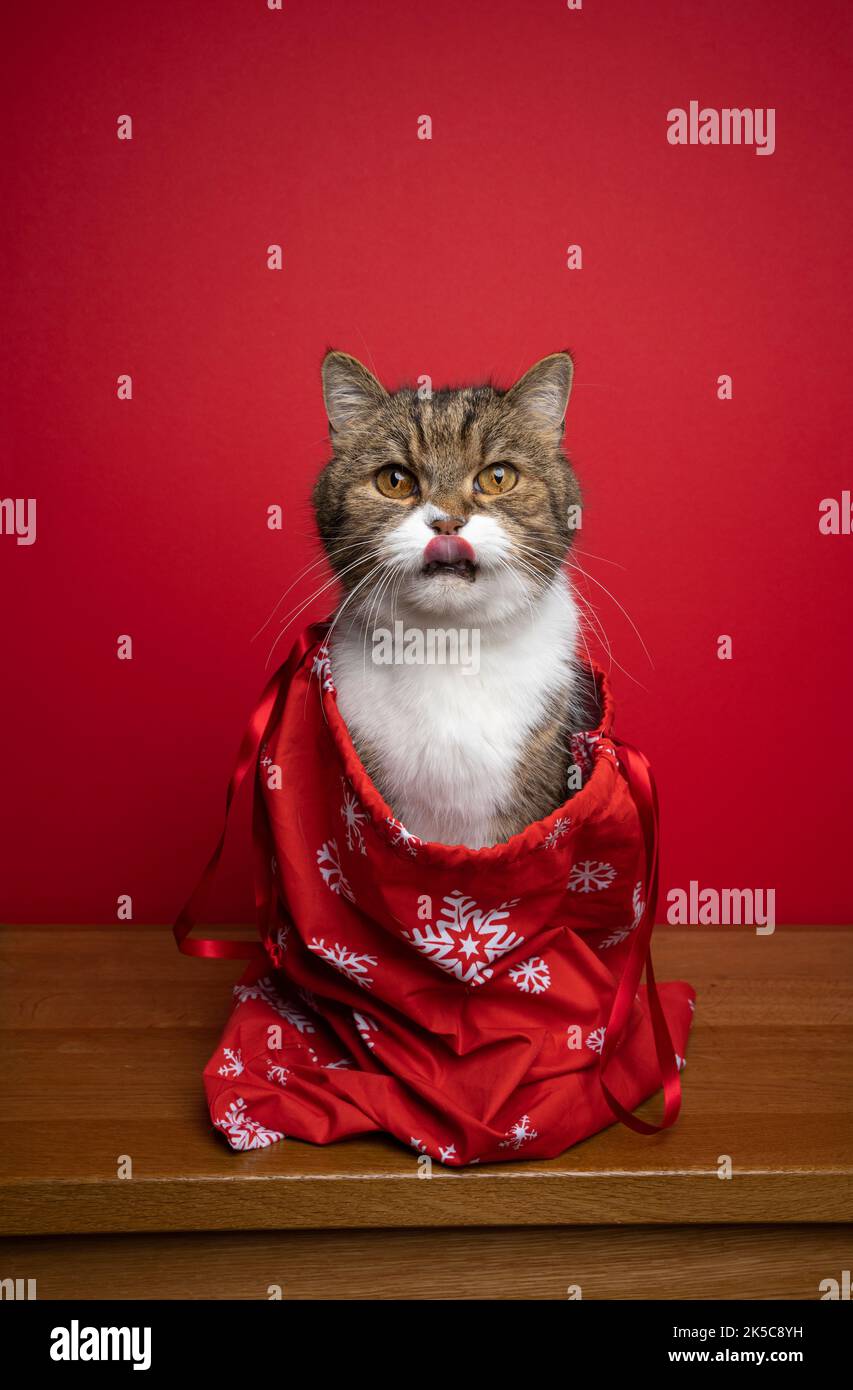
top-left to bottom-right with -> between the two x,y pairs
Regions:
375,465 -> 418,500
475,463 -> 518,496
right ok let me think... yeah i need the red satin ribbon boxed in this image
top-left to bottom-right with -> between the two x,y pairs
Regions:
172,627 -> 322,959
598,739 -> 682,1132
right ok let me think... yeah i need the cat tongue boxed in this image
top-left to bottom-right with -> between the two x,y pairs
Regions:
424,534 -> 476,565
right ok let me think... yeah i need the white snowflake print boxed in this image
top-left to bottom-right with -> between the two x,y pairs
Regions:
233,976 -> 316,1034
271,921 -> 290,955
599,881 -> 646,951
409,1137 -> 457,1164
409,1138 -> 465,1165
542,817 -> 571,850
508,955 -> 551,995
308,938 -> 377,989
340,778 -> 368,855
265,1059 -> 290,1086
675,1054 -> 686,1071
568,859 -> 617,893
324,1058 -> 355,1069
385,816 -> 421,857
214,1097 -> 284,1151
312,644 -> 335,692
585,1025 -> 607,1054
403,890 -> 523,987
569,730 -> 597,783
217,1047 -> 244,1078
353,1010 -> 379,1049
570,729 -> 617,774
499,1114 -> 539,1151
316,839 -> 355,903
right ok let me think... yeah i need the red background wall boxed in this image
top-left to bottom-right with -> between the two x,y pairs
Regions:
2,0 -> 851,925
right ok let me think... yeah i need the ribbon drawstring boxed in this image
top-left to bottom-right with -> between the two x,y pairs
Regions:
598,740 -> 682,1133
172,628 -> 321,960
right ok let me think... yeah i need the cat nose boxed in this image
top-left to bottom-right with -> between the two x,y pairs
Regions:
429,516 -> 465,535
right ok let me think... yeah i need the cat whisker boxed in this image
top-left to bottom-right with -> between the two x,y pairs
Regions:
296,554 -> 395,711
569,543 -> 625,570
566,558 -> 654,672
264,546 -> 387,642
320,558 -> 391,657
507,537 -> 649,682
569,586 -> 614,670
267,552 -> 387,670
507,542 -> 645,686
492,556 -> 538,630
560,559 -> 647,686
253,539 -> 383,642
358,560 -> 400,676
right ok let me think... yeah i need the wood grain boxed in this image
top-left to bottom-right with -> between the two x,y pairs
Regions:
0,926 -> 851,1238
0,1225 -> 848,1300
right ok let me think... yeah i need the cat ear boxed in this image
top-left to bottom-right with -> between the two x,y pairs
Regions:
321,351 -> 388,438
505,352 -> 574,436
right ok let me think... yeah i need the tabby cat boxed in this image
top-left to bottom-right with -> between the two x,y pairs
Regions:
312,350 -> 593,849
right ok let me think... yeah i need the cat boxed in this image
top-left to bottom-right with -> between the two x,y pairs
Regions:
312,350 -> 595,849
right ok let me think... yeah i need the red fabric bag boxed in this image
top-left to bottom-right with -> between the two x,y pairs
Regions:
176,624 -> 694,1164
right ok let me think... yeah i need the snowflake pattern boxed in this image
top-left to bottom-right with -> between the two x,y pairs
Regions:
308,938 -> 378,990
403,889 -> 523,986
599,881 -> 646,951
542,817 -> 571,850
214,1097 -> 284,1151
266,917 -> 290,961
570,729 -> 618,775
316,838 -> 354,903
569,730 -> 595,782
312,644 -> 335,692
353,1010 -> 379,1049
409,1136 -> 458,1164
675,1053 -> 686,1071
217,1047 -> 244,1078
340,778 -> 368,855
233,976 -> 316,1033
499,1114 -> 539,1150
216,658 -> 667,1163
508,955 -> 551,995
385,816 -> 421,856
568,859 -> 617,893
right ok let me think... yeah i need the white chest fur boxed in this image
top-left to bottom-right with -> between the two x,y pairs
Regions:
330,576 -> 579,849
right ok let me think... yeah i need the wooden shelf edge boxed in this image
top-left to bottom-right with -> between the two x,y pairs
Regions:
3,1170 -> 851,1237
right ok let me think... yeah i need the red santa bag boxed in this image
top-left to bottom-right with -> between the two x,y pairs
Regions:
175,624 -> 694,1164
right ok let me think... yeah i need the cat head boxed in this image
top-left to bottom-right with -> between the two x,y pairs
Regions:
312,351 -> 581,624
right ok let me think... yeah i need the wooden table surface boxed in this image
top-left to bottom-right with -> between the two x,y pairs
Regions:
1,924 -> 850,1298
